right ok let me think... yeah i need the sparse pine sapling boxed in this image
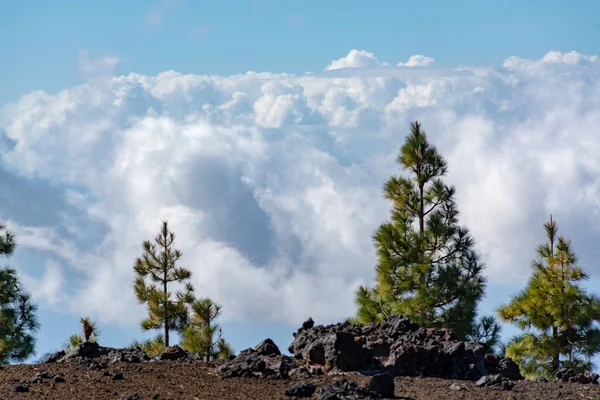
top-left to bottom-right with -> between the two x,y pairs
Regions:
133,221 -> 195,347
64,317 -> 100,351
130,334 -> 166,358
498,216 -> 600,379
180,297 -> 234,361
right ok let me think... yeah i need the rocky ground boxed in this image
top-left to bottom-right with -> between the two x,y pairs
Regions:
1,361 -> 599,400
1,315 -> 598,399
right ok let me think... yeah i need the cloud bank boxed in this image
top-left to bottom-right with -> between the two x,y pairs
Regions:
2,49 -> 600,331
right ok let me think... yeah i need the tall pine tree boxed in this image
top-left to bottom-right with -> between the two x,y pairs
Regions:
354,121 -> 487,339
134,221 -> 195,347
498,216 -> 600,379
0,224 -> 39,363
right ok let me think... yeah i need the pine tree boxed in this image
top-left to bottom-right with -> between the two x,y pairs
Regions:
133,221 -> 195,347
354,121 -> 487,339
64,317 -> 100,351
498,216 -> 600,379
467,315 -> 502,355
180,297 -> 234,361
0,224 -> 40,363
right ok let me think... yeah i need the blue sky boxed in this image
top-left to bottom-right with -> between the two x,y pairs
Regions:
2,0 -> 600,368
2,0 -> 600,107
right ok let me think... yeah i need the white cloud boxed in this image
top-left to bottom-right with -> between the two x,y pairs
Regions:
2,49 -> 600,330
397,55 -> 435,67
503,50 -> 599,71
78,50 -> 120,80
325,50 -> 389,71
21,260 -> 65,307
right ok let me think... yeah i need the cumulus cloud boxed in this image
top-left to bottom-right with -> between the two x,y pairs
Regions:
325,50 -> 389,71
397,55 -> 435,67
2,49 -> 600,330
503,50 -> 599,71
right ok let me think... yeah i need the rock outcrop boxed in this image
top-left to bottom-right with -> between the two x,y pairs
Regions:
42,342 -> 150,366
288,315 -> 522,381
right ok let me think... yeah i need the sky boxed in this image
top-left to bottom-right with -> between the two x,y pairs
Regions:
1,0 -> 600,366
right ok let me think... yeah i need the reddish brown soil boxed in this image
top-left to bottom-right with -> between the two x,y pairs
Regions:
0,362 -> 599,400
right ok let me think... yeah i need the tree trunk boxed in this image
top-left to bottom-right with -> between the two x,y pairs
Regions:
552,326 -> 559,373
163,275 -> 169,347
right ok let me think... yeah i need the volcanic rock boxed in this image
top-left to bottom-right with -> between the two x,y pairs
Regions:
285,382 -> 316,397
219,339 -> 299,379
158,345 -> 188,361
316,379 -> 383,400
41,342 -> 150,367
288,315 -> 521,381
367,372 -> 395,398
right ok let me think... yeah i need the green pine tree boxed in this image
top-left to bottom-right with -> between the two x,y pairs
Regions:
130,334 -> 166,358
0,224 -> 40,363
354,121 -> 487,340
133,221 -> 195,347
498,216 -> 600,379
180,297 -> 234,361
466,315 -> 502,355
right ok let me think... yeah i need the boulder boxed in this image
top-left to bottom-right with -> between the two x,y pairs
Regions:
316,379 -> 383,400
158,345 -> 188,361
367,372 -> 395,398
218,340 -> 299,379
285,382 -> 316,397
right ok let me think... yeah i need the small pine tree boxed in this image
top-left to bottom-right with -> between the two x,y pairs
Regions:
134,221 -> 195,347
498,216 -> 600,379
0,224 -> 40,363
64,317 -> 100,351
130,334 -> 166,358
354,121 -> 486,339
180,298 -> 233,361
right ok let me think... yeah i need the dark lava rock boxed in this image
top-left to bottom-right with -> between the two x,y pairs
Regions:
255,338 -> 281,356
483,354 -> 523,380
367,372 -> 395,398
158,345 -> 188,361
42,342 -> 150,367
111,372 -> 125,380
316,379 -> 383,400
302,318 -> 315,330
289,366 -> 311,379
53,376 -> 66,383
567,370 -> 600,384
219,339 -> 298,379
288,315 -> 503,380
41,350 -> 65,363
475,374 -> 514,391
109,347 -> 149,363
475,374 -> 502,387
14,385 -> 28,393
285,382 -> 316,397
121,393 -> 142,400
